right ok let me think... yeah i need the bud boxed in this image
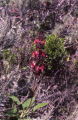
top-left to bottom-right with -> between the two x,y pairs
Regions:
30,61 -> 36,68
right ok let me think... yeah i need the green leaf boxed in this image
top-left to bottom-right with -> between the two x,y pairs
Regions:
8,95 -> 21,105
22,97 -> 35,109
33,103 -> 48,112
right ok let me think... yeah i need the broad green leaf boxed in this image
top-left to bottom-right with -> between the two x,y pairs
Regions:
33,103 -> 48,112
22,97 -> 35,109
8,95 -> 21,105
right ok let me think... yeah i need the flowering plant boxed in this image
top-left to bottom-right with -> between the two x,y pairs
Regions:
30,37 -> 46,76
30,34 -> 67,76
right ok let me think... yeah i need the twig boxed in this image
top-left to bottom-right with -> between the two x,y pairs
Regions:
65,42 -> 78,49
32,76 -> 37,93
20,76 -> 38,118
42,106 -> 54,120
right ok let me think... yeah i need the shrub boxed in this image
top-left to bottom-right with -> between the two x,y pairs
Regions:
44,34 -> 67,71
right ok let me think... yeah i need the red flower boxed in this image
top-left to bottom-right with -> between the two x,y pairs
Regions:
34,39 -> 41,44
42,40 -> 46,45
35,51 -> 39,57
40,65 -> 44,72
12,6 -> 19,13
35,65 -> 44,73
34,39 -> 38,44
35,65 -> 40,73
12,8 -> 17,13
31,36 -> 46,75
41,52 -> 45,57
32,51 -> 39,58
32,51 -> 35,58
30,61 -> 36,68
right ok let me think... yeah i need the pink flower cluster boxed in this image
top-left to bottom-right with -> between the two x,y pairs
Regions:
34,39 -> 46,45
30,38 -> 46,75
32,50 -> 45,58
